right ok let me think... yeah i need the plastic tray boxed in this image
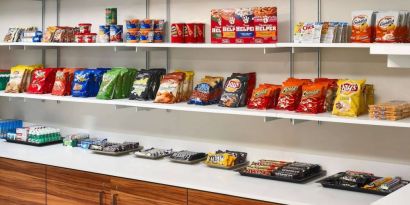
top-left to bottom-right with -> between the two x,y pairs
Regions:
169,156 -> 208,164
205,161 -> 250,171
92,146 -> 144,156
239,169 -> 327,184
6,139 -> 62,147
318,173 -> 410,196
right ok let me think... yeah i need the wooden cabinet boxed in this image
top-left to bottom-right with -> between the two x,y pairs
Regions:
46,166 -> 111,205
110,177 -> 187,205
0,158 -> 46,205
188,190 -> 281,205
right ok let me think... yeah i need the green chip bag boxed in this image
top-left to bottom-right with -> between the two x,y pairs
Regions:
0,71 -> 11,91
96,69 -> 121,100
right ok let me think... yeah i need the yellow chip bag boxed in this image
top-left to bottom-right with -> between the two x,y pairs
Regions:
332,79 -> 366,117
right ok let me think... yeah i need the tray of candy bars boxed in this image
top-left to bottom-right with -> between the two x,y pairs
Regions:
135,148 -> 173,160
168,150 -> 207,164
6,139 -> 63,147
239,160 -> 326,184
90,141 -> 143,156
204,150 -> 249,170
318,171 -> 410,196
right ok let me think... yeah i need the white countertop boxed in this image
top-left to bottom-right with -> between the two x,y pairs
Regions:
0,141 -> 388,205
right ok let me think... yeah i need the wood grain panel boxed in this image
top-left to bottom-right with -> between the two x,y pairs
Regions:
46,166 -> 110,205
188,189 -> 282,205
0,158 -> 46,205
111,177 -> 187,205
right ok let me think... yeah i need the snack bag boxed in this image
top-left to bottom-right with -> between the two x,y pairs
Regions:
332,79 -> 366,117
300,22 -> 322,43
375,11 -> 400,43
88,68 -> 109,97
72,70 -> 93,97
247,84 -> 281,110
315,78 -> 338,112
148,68 -> 166,100
22,64 -> 43,92
211,9 -> 223,43
96,69 -> 122,100
27,68 -> 57,94
188,76 -> 224,105
235,8 -> 254,44
219,75 -> 248,108
351,10 -> 375,43
175,70 -> 195,102
154,72 -> 185,104
293,22 -> 304,43
5,66 -> 27,93
52,70 -> 69,96
0,70 -> 10,91
296,83 -> 327,114
111,68 -> 128,99
231,72 -> 256,105
360,84 -> 374,115
221,8 -> 237,44
129,70 -> 153,101
276,79 -> 307,111
252,7 -> 278,43
123,68 -> 138,98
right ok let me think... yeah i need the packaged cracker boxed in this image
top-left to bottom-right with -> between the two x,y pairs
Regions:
219,75 -> 248,108
96,69 -> 122,100
247,84 -> 281,110
5,66 -> 27,93
332,79 -> 366,117
351,10 -> 375,43
27,68 -> 58,94
235,8 -> 254,44
252,7 -> 278,43
276,78 -> 310,111
221,8 -> 237,44
154,72 -> 185,104
211,9 -> 223,43
188,76 -> 224,105
375,11 -> 400,43
296,83 -> 327,114
293,22 -> 304,43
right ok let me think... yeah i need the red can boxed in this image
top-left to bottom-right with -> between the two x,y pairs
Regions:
195,23 -> 205,43
171,23 -> 185,43
184,23 -> 197,43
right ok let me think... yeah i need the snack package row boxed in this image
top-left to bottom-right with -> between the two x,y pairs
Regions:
125,19 -> 165,43
43,26 -> 77,43
154,70 -> 194,104
3,27 -> 42,43
351,10 -> 410,43
369,101 -> 410,121
211,7 -> 278,44
5,64 -> 43,93
72,68 -> 110,98
294,22 -> 349,43
96,68 -> 138,100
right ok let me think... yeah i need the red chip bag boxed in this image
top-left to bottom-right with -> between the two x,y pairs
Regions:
247,84 -> 281,110
27,68 -> 58,94
296,83 -> 327,114
276,79 -> 308,111
52,70 -> 70,96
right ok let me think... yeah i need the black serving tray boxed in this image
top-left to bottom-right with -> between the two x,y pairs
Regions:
92,146 -> 144,156
6,139 -> 62,147
317,173 -> 410,196
239,169 -> 327,184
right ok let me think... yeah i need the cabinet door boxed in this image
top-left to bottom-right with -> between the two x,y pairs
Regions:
188,190 -> 281,205
47,166 -> 111,205
111,177 -> 187,205
0,158 -> 46,205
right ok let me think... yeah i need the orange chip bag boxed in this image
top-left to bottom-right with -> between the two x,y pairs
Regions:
375,11 -> 400,43
332,79 -> 366,117
351,10 -> 375,43
247,84 -> 281,110
296,83 -> 327,114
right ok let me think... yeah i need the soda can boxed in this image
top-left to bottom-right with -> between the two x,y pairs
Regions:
171,23 -> 185,43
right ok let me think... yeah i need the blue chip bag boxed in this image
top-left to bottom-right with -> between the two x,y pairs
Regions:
72,69 -> 93,97
88,68 -> 110,97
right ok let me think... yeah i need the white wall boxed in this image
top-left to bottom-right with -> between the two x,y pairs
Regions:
1,0 -> 410,170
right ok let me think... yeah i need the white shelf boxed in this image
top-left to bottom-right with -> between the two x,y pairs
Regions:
2,91 -> 410,128
277,42 -> 373,48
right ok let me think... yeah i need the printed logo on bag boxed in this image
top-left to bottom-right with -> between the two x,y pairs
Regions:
282,86 -> 298,94
378,17 -> 395,29
303,90 -> 320,97
353,15 -> 368,26
35,70 -> 45,78
341,83 -> 359,95
225,79 -> 242,92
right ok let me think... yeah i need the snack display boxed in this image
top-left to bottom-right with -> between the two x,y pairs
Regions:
90,141 -> 141,155
240,160 -> 325,183
247,84 -> 281,110
135,148 -> 173,159
294,22 -> 349,43
0,119 -> 23,139
205,150 -> 248,169
188,76 -> 224,105
211,7 -> 277,44
6,126 -> 62,146
318,171 -> 410,196
369,101 -> 410,121
63,133 -> 90,147
169,150 -> 207,164
332,79 -> 366,117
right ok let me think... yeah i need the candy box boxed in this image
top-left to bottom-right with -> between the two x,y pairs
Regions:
211,9 -> 223,43
221,8 -> 237,44
235,8 -> 255,44
252,7 -> 278,43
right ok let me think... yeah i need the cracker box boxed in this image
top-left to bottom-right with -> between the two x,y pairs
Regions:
375,11 -> 400,43
221,8 -> 237,44
252,7 -> 278,43
211,9 -> 222,43
235,8 -> 255,44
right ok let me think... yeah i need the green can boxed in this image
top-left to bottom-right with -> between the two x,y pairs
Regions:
106,8 -> 117,25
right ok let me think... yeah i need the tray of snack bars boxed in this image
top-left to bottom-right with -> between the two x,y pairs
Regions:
204,150 -> 250,170
239,160 -> 326,184
6,139 -> 62,147
135,148 -> 173,160
318,171 -> 410,196
168,150 -> 207,164
90,142 -> 143,156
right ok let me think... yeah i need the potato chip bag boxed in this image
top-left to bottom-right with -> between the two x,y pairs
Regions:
332,79 -> 366,117
296,83 -> 327,114
154,72 -> 185,104
27,68 -> 58,94
96,69 -> 122,100
5,66 -> 27,93
175,70 -> 195,102
247,84 -> 281,110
